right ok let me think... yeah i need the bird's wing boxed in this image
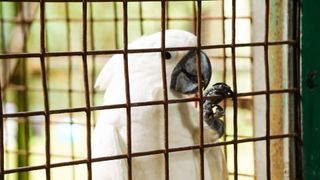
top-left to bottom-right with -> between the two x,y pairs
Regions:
92,119 -> 127,180
95,55 -> 123,90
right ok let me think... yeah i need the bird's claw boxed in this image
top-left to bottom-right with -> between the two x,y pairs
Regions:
203,83 -> 233,105
212,105 -> 224,119
203,83 -> 233,138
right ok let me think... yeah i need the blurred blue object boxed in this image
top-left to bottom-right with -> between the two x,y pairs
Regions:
54,118 -> 83,143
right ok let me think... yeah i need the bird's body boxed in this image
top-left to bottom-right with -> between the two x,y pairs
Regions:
92,30 -> 227,180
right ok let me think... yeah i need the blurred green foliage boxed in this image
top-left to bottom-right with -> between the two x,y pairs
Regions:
0,2 -> 17,51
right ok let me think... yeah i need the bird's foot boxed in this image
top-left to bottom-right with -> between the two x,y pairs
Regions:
203,83 -> 233,105
203,83 -> 233,138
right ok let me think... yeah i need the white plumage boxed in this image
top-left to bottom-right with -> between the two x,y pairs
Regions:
92,29 -> 227,180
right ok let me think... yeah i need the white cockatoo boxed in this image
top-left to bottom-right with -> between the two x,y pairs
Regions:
92,29 -> 230,180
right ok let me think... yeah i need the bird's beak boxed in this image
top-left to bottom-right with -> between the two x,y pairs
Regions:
170,50 -> 212,94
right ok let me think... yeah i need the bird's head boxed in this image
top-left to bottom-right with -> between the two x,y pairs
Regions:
129,29 -> 212,96
163,30 -> 212,95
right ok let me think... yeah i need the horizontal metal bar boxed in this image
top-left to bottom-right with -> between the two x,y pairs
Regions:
0,0 -> 223,3
0,16 -> 251,24
229,172 -> 255,178
3,133 -> 296,174
3,110 -> 44,118
2,88 -> 298,118
5,149 -> 85,159
236,88 -> 298,97
0,40 -> 297,59
4,165 -> 46,174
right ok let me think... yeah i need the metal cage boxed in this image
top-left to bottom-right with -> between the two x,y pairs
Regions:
0,0 -> 301,179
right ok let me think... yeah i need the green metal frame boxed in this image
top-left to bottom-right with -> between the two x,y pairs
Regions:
302,0 -> 320,179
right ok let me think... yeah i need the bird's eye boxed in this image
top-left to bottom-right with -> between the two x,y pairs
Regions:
164,51 -> 172,60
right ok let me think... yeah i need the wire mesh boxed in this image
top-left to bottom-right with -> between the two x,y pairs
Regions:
0,0 -> 301,180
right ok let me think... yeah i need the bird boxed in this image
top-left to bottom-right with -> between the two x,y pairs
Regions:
92,29 -> 230,180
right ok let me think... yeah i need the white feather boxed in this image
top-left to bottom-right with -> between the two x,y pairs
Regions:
92,29 -> 227,180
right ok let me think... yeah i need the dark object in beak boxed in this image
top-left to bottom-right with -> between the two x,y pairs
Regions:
170,50 -> 212,94
202,83 -> 234,138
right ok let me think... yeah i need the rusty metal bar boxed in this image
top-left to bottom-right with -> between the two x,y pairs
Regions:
291,0 -> 302,179
2,117 -> 88,126
2,118 -> 91,129
195,0 -> 205,179
39,0 -> 52,179
0,66 -> 296,91
2,133 -> 297,175
5,149 -> 85,159
229,172 -> 255,178
0,40 -> 297,59
81,0 -> 93,179
1,0 -> 227,2
122,0 -> 133,179
231,0 -> 238,179
192,1 -> 196,33
89,2 -> 98,126
1,88 -> 298,119
0,1 -> 302,179
0,16 -> 252,24
264,0 -> 271,179
165,1 -> 169,29
113,2 -> 119,49
160,0 -> 169,179
138,1 -> 144,35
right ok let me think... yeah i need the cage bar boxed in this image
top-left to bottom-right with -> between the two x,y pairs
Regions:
230,0 -> 238,179
0,0 -> 302,179
159,0 -> 169,179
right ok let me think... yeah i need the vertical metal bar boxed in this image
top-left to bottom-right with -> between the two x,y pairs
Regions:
39,0 -> 51,179
165,2 -> 169,29
192,1 -> 197,34
138,2 -> 144,35
122,1 -> 132,179
264,0 -> 271,179
45,3 -> 50,92
113,2 -> 119,49
45,1 -> 51,125
291,0 -> 302,179
88,2 -> 95,91
231,0 -> 238,179
160,0 -> 169,179
89,2 -> 97,126
195,0 -> 204,179
65,3 -> 76,180
82,0 -> 93,179
0,81 -> 4,180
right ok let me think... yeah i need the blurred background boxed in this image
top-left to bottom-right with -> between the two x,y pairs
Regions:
0,0 -> 296,179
